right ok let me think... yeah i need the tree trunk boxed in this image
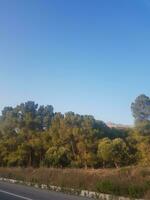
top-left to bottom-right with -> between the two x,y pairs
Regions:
103,161 -> 105,168
114,162 -> 119,168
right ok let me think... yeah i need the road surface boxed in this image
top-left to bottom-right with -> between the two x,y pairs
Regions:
0,181 -> 92,200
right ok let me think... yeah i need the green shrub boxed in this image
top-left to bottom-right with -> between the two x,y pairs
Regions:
128,185 -> 145,198
96,180 -> 121,196
96,180 -> 149,198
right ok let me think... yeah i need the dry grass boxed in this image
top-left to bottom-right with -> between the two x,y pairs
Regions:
0,167 -> 119,190
0,167 -> 150,198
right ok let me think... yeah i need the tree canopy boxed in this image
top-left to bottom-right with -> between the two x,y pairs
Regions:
0,96 -> 150,168
131,94 -> 150,123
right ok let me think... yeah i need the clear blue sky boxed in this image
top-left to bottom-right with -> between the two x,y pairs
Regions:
0,0 -> 150,124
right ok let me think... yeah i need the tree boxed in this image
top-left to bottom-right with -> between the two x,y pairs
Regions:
135,120 -> 150,136
111,138 -> 129,168
97,138 -> 113,167
37,105 -> 54,130
137,136 -> 150,166
0,100 -> 141,168
98,138 -> 130,168
131,95 -> 150,124
45,146 -> 71,167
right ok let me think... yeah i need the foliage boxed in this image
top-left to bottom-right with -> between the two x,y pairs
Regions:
131,94 -> 150,124
96,180 -> 147,198
0,101 -> 115,168
0,95 -> 150,168
0,167 -> 150,198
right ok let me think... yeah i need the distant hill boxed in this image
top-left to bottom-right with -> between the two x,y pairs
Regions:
106,121 -> 132,129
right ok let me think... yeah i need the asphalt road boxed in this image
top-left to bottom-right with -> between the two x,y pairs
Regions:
0,181 -> 92,200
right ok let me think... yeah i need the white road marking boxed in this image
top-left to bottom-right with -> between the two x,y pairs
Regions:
0,189 -> 34,200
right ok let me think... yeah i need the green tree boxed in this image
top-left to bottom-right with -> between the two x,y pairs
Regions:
98,138 -> 113,167
137,136 -> 150,166
131,94 -> 150,124
45,146 -> 71,167
0,100 -> 141,168
111,138 -> 129,168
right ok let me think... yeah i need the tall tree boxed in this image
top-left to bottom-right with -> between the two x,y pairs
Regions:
131,94 -> 150,124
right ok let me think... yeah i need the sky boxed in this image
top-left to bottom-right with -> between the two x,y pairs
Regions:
0,0 -> 150,125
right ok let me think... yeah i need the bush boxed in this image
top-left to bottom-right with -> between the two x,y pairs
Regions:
128,185 -> 145,198
96,180 -> 123,196
96,179 -> 150,198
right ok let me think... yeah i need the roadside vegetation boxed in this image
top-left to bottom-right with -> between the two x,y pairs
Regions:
0,167 -> 150,199
0,94 -> 150,198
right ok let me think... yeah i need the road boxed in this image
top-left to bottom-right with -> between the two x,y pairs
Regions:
0,181 -> 92,200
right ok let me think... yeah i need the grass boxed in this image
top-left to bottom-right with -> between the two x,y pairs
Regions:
0,167 -> 150,199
